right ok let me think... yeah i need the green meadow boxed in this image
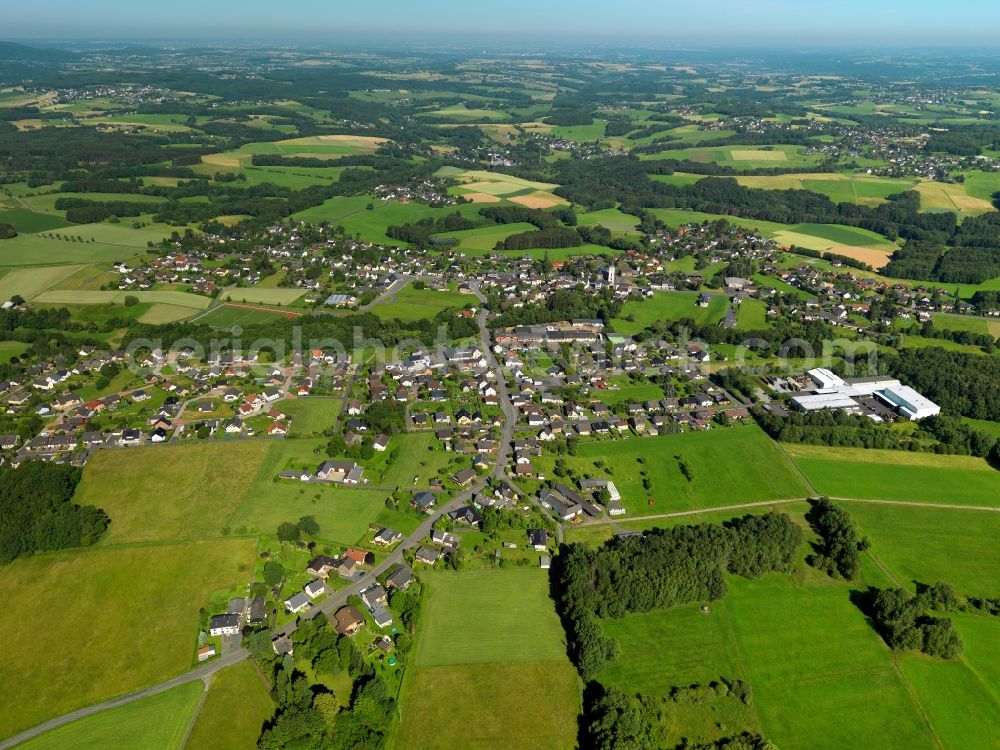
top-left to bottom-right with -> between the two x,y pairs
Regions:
371,285 -> 475,321
784,444 -> 1000,507
185,662 -> 274,750
612,290 -> 729,334
15,683 -> 204,750
0,539 -> 256,740
533,426 -> 810,515
395,569 -> 579,750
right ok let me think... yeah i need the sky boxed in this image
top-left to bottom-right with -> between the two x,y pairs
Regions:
4,0 -> 1000,46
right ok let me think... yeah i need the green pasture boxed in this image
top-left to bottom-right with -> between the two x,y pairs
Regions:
0,539 -> 255,740
785,444 -> 1000,507
220,287 -> 305,305
34,289 -> 211,309
533,426 -> 809,515
371,285 -> 475,321
185,661 -> 274,750
612,291 -> 729,334
15,683 -> 203,750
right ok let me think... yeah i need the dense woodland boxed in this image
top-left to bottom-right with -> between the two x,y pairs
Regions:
0,461 -> 108,564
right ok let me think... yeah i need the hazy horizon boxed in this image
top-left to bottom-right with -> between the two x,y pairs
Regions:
3,0 -> 1000,47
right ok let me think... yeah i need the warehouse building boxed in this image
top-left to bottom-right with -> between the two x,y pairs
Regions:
791,369 -> 940,421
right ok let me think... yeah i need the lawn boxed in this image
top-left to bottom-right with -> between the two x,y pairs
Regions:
185,661 -> 274,750
846,501 -> 1000,598
534,426 -> 809,515
15,683 -> 203,750
371,286 -> 475,321
0,539 -> 255,739
784,444 -> 1000,507
395,568 -> 579,750
612,291 -> 729,334
73,442 -> 271,544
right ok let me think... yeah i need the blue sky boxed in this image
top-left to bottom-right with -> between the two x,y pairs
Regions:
5,0 -> 1000,45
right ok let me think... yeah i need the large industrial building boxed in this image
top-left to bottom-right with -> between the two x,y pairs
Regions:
791,368 -> 941,421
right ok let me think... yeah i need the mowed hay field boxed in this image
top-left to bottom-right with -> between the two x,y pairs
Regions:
33,289 -> 212,309
0,264 -> 83,300
784,444 -> 1000,507
185,662 -> 274,750
395,569 -> 580,750
220,287 -> 305,305
537,426 -> 809,516
0,539 -> 255,739
73,442 -> 271,544
914,179 -> 995,215
15,683 -> 204,750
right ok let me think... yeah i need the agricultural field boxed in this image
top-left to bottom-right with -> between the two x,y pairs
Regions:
612,291 -> 729,334
437,221 -> 538,251
185,662 -> 274,750
648,208 -> 897,258
734,172 -> 916,206
0,263 -> 83,301
371,285 -> 475,321
16,683 -> 204,750
600,569 -> 946,750
784,444 -> 1000,507
845,502 -> 1000,597
0,539 -> 256,739
33,289 -> 212,309
0,233 -> 148,266
640,144 -> 825,170
0,206 -> 72,233
191,303 -> 296,327
72,441 -> 271,544
534,426 -> 810,515
220,287 -> 305,306
447,168 -> 567,208
930,312 -> 1000,337
914,179 -> 995,215
577,207 -> 641,232
736,298 -> 768,329
395,569 -> 580,750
